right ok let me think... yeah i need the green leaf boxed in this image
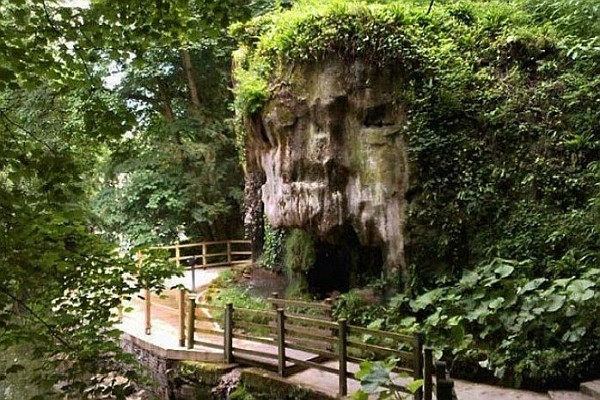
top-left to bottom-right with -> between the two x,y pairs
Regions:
459,269 -> 479,288
566,279 -> 596,302
488,297 -> 505,309
545,294 -> 566,312
410,288 -> 444,311
351,390 -> 369,400
407,379 -> 424,394
518,278 -> 547,295
494,264 -> 514,279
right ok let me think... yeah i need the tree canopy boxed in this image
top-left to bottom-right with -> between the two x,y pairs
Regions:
0,0 -> 264,396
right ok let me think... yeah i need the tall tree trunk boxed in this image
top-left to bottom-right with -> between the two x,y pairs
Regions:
157,80 -> 174,124
181,49 -> 202,119
157,79 -> 190,168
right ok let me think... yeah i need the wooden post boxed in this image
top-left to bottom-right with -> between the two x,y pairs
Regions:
413,333 -> 424,400
270,292 -> 279,311
324,298 -> 333,319
191,263 -> 196,292
136,251 -> 150,335
224,303 -> 234,364
276,308 -> 286,377
201,243 -> 207,267
436,379 -> 454,400
144,288 -> 151,335
227,241 -> 232,265
178,289 -> 186,347
174,246 -> 185,347
338,318 -> 348,397
187,296 -> 195,349
435,360 -> 447,380
424,347 -> 433,400
324,298 -> 333,351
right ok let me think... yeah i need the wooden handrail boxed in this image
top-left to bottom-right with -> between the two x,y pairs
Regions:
152,239 -> 251,250
284,313 -> 339,329
268,297 -> 333,311
182,300 -> 433,398
150,240 -> 252,283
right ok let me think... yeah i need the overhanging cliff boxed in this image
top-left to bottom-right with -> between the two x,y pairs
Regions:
244,59 -> 410,288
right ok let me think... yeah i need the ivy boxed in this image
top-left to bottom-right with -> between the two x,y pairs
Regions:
260,218 -> 286,270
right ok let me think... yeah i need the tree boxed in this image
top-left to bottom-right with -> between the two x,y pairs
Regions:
1,0 -> 276,395
0,0 -> 178,396
83,0 -> 270,246
94,41 -> 244,246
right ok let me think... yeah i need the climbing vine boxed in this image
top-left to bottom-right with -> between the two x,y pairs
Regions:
260,218 -> 286,270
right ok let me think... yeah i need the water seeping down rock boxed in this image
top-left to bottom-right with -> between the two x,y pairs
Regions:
243,58 -> 410,291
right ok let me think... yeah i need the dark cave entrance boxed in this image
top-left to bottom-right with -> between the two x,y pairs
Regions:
306,225 -> 384,298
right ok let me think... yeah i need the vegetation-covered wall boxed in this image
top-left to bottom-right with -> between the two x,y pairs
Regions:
233,0 -> 599,388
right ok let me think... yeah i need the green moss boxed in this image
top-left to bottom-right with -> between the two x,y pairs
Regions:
240,368 -> 334,400
283,229 -> 315,274
260,217 -> 285,271
231,0 -> 541,117
178,361 -> 236,385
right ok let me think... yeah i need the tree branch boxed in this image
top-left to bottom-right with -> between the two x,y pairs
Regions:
0,109 -> 58,155
181,49 -> 201,109
42,0 -> 96,91
157,80 -> 175,124
0,284 -> 74,350
427,0 -> 435,14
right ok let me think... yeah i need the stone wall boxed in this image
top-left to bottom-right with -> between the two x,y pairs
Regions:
121,337 -> 235,400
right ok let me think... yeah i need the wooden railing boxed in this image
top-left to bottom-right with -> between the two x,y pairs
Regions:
184,298 -> 457,399
152,239 -> 252,269
139,239 -> 252,336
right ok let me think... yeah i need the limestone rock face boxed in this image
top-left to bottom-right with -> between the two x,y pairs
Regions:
245,58 -> 409,281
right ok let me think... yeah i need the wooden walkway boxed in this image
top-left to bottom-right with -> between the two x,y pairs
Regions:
120,288 -> 454,399
124,240 -> 457,399
118,296 -> 371,396
119,240 -> 596,400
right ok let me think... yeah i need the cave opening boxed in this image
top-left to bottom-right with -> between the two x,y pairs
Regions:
306,225 -> 384,298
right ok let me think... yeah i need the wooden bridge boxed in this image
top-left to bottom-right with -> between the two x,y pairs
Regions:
124,240 -> 457,399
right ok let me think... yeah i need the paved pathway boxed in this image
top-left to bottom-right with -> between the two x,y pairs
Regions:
163,266 -> 230,291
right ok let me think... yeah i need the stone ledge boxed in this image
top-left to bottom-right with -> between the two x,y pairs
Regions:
242,367 -> 338,400
121,332 -> 224,363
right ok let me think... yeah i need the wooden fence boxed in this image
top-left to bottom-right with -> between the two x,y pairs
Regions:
152,239 -> 253,269
184,296 -> 457,399
139,239 -> 252,335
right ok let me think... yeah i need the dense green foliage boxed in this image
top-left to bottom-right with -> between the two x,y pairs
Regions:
353,358 -> 423,400
260,219 -> 286,270
205,269 -> 271,335
88,0 -> 261,246
0,0 -> 255,396
93,42 -> 244,246
0,82 -> 176,396
233,0 -> 599,388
